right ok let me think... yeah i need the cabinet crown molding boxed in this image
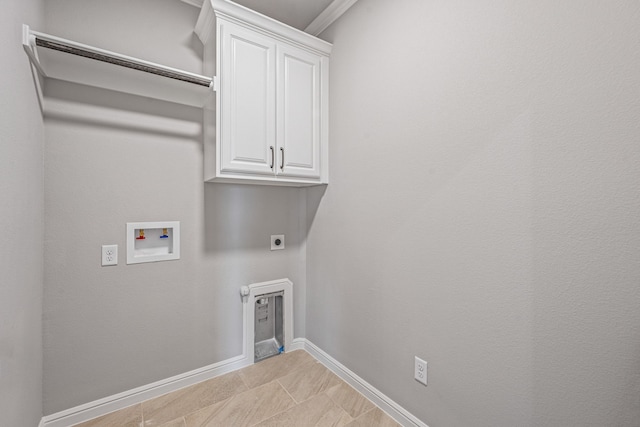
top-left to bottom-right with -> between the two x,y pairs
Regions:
305,0 -> 359,36
196,0 -> 332,55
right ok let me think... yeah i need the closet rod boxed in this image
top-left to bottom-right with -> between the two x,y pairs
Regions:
25,27 -> 213,88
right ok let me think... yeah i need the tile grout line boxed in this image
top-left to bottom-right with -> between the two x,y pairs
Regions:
77,351 -> 395,427
181,378 -> 290,427
325,382 -> 379,420
276,377 -> 301,404
237,370 -> 251,390
352,407 -> 376,423
145,374 -> 247,427
358,407 -> 403,427
246,354 -> 325,426
325,386 -> 344,416
186,391 -> 238,425
280,364 -> 346,407
245,380 -> 296,427
243,354 -> 313,390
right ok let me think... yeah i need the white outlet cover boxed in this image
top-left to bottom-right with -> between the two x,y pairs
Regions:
271,234 -> 285,250
102,244 -> 118,266
415,356 -> 427,386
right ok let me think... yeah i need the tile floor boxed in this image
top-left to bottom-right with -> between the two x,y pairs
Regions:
73,350 -> 400,427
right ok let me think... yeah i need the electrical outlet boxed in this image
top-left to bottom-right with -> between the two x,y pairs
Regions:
415,356 -> 427,386
271,234 -> 285,251
101,244 -> 118,266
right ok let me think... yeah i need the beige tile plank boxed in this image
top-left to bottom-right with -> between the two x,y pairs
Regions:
238,350 -> 317,389
72,403 -> 142,427
75,351 -> 393,427
158,418 -> 186,427
142,372 -> 247,426
185,380 -> 295,427
277,361 -> 343,403
326,382 -> 375,419
252,393 -> 353,427
344,408 -> 401,427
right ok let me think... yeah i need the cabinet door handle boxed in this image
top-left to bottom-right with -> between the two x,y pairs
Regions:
280,147 -> 284,171
270,146 -> 274,169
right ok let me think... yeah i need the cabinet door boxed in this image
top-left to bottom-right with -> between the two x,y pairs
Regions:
276,43 -> 322,179
219,20 -> 276,175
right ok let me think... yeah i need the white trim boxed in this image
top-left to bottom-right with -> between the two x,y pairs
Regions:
194,0 -> 215,45
38,337 -> 427,427
196,0 -> 332,55
242,278 -> 294,363
299,339 -> 429,427
22,25 -> 46,77
41,354 -> 251,427
304,0 -> 359,36
40,278 -> 293,427
181,0 -> 203,7
24,27 -> 212,86
22,25 -> 214,108
188,0 -> 357,38
290,337 -> 307,351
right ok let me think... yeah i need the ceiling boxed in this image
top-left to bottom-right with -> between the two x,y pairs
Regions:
232,0 -> 335,31
182,0 -> 357,35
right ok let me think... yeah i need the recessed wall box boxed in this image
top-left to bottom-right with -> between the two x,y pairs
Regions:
126,221 -> 180,264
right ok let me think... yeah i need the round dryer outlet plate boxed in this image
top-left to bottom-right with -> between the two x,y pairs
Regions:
270,234 -> 285,250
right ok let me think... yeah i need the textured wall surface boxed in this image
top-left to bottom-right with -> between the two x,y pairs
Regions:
308,0 -> 640,426
42,0 -> 306,414
39,0 -> 640,423
0,0 -> 45,425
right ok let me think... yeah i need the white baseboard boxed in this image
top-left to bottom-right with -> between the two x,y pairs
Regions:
290,337 -> 307,351
297,338 -> 429,427
40,354 -> 251,427
39,340 -> 426,427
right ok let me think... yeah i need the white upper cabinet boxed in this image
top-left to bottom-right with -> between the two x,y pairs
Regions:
277,42 -> 322,179
196,0 -> 331,186
219,20 -> 276,176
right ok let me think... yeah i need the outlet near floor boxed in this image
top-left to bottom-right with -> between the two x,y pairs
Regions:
415,356 -> 427,386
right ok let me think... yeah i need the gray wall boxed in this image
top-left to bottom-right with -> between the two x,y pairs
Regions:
42,0 -> 306,414
0,0 -> 45,425
38,0 -> 640,424
308,0 -> 640,426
